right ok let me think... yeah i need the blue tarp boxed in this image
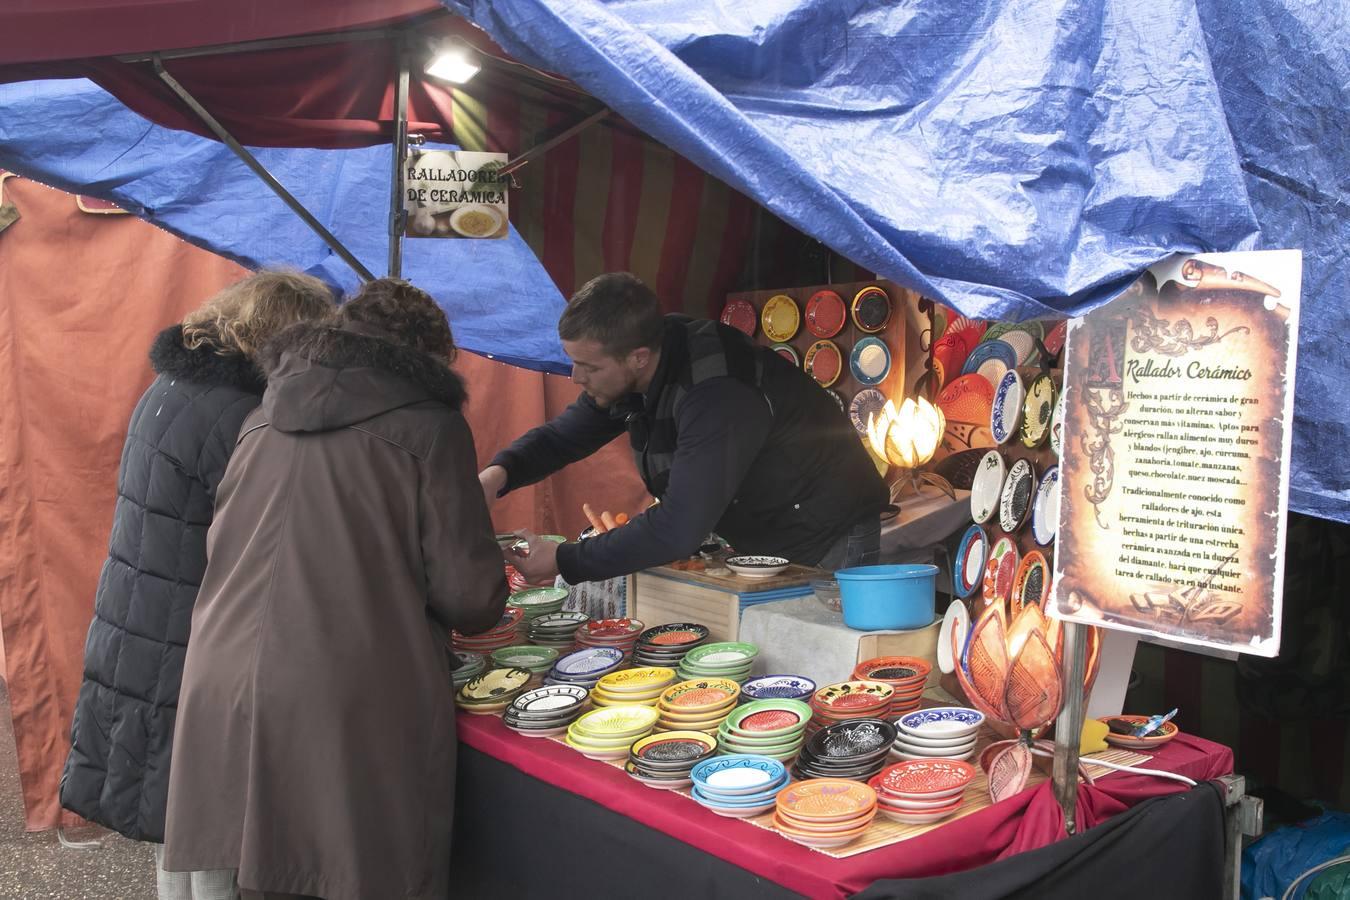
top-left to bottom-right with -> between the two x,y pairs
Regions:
451,0 -> 1348,519
0,2 -> 1344,519
0,79 -> 571,375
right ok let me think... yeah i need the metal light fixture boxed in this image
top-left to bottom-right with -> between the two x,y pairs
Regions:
424,39 -> 482,84
866,396 -> 955,499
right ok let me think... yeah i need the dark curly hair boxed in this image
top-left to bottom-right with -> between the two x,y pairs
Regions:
339,278 -> 456,361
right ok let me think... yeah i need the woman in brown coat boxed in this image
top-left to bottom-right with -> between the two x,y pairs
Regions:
162,279 -> 509,900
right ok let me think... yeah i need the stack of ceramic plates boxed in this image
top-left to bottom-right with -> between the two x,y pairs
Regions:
507,587 -> 569,633
851,657 -> 931,717
689,754 -> 788,818
527,611 -> 590,652
574,617 -> 646,661
590,667 -> 677,708
632,623 -> 710,668
808,681 -> 894,737
795,718 -> 896,782
869,759 -> 976,824
774,779 -> 878,848
625,730 -> 718,790
451,607 -> 525,654
455,667 -> 532,715
489,645 -> 559,687
544,646 -> 626,690
677,641 -> 759,683
502,684 -> 591,738
741,675 -> 816,703
564,705 -> 660,761
890,707 -> 984,762
451,651 -> 487,690
655,678 -> 741,733
716,699 -> 811,761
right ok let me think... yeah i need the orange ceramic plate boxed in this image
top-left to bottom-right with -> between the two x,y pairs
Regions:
776,779 -> 877,819
1100,715 -> 1180,749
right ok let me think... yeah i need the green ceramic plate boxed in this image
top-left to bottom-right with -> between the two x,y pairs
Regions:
509,587 -> 570,607
682,642 -> 759,666
490,646 -> 559,669
724,699 -> 812,734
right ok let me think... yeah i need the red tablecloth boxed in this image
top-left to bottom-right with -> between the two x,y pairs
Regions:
457,715 -> 1233,900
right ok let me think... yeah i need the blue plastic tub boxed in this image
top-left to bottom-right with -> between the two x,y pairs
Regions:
834,564 -> 938,631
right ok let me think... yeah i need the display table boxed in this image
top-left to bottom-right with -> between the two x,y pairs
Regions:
452,713 -> 1233,899
738,597 -> 941,690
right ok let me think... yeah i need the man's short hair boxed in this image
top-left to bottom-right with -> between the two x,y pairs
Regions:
558,273 -> 664,358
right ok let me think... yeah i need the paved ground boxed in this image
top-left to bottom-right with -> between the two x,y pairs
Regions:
0,680 -> 156,899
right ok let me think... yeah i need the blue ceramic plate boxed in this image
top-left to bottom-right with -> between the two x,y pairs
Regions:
849,388 -> 887,437
741,675 -> 817,702
691,783 -> 787,808
990,369 -> 1025,445
953,524 -> 988,599
849,336 -> 891,386
961,338 -> 1018,377
690,754 -> 787,795
897,707 -> 984,734
553,647 -> 625,677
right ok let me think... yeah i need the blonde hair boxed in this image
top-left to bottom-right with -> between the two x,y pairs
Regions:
181,270 -> 335,358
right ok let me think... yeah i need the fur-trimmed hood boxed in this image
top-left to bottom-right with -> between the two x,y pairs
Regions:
257,322 -> 466,433
148,325 -> 265,394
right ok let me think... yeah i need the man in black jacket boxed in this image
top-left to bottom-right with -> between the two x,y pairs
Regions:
480,272 -> 888,585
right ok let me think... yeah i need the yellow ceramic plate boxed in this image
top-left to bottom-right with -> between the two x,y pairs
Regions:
571,704 -> 660,737
596,667 -> 677,693
761,294 -> 801,343
591,694 -> 661,708
660,678 -> 742,712
459,667 -> 531,702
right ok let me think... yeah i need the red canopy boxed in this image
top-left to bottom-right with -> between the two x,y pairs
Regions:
0,5 -> 545,148
0,0 -> 439,65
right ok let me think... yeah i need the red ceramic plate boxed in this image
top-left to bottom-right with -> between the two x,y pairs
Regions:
804,340 -> 843,387
720,298 -> 757,337
805,290 -> 846,338
740,709 -> 801,732
879,759 -> 976,795
937,374 -> 996,428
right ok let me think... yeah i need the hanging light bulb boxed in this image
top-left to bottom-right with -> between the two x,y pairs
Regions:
425,39 -> 482,84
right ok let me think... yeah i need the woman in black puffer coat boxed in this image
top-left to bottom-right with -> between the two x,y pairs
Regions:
60,271 -> 334,900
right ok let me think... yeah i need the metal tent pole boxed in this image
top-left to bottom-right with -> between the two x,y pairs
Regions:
388,36 -> 410,278
1052,621 -> 1090,833
152,54 -> 375,283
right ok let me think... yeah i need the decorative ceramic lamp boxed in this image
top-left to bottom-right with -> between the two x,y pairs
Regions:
952,603 -> 1104,802
866,396 -> 955,500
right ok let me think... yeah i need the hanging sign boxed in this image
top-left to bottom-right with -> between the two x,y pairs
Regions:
1049,250 -> 1301,657
403,150 -> 508,239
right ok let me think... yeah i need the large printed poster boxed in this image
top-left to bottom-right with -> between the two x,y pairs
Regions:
1049,251 -> 1301,657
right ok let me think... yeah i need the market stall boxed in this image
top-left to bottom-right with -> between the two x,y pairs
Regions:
0,4 -> 1342,896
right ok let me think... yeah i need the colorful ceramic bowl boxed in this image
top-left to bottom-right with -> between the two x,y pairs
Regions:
742,675 -> 816,702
